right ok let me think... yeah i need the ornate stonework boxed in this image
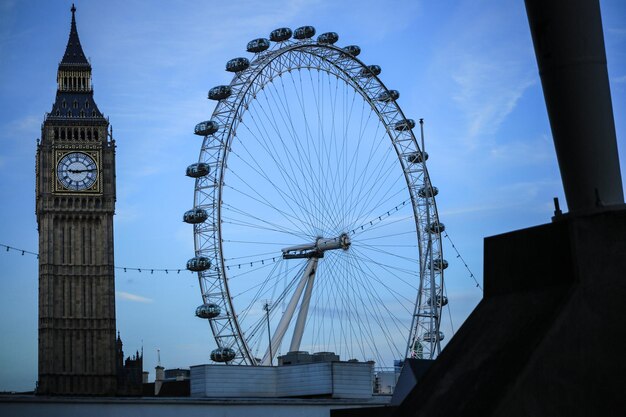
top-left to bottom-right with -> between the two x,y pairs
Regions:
36,5 -> 117,395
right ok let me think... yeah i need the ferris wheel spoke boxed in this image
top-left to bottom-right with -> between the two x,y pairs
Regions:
345,247 -> 418,308
354,237 -> 421,263
342,251 -> 410,359
223,250 -> 278,263
340,254 -> 401,362
238,260 -> 305,327
241,93 -> 322,232
221,213 -> 303,239
351,211 -> 415,238
227,259 -> 280,281
222,184 -> 314,238
221,219 -> 301,241
280,73 -> 331,233
318,74 -> 345,230
353,223 -> 415,240
327,254 -> 372,360
241,262 -> 294,346
233,116 -> 322,234
346,156 -> 404,229
358,244 -> 419,276
286,69 -> 331,233
310,253 -> 382,362
344,145 -> 397,227
222,239 -> 294,246
269,73 -> 332,222
227,141 -> 320,228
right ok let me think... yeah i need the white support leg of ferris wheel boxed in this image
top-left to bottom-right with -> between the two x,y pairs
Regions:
261,258 -> 317,366
289,258 -> 318,352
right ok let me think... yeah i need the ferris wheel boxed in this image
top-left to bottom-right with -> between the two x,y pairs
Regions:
184,26 -> 447,368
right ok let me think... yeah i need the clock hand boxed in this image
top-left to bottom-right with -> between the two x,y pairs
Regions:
68,168 -> 96,173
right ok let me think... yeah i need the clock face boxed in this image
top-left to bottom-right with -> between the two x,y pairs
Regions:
57,152 -> 98,191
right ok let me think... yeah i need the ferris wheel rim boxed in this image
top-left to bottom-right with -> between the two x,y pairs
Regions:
190,31 -> 445,366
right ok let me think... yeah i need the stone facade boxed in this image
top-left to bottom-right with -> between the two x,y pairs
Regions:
36,5 -> 117,395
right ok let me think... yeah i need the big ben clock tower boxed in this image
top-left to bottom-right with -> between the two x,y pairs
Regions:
36,5 -> 117,395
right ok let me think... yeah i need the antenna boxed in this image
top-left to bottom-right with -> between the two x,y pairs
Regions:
157,348 -> 161,367
419,118 -> 425,153
263,300 -> 273,366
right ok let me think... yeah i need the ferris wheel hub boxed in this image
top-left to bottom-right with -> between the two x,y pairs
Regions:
282,233 -> 351,259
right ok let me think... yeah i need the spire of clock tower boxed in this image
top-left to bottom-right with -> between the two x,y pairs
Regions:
61,4 -> 90,67
50,4 -> 104,122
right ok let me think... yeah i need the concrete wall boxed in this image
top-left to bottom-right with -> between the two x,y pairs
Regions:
191,364 -> 277,397
331,363 -> 374,399
191,362 -> 374,399
275,362 -> 332,397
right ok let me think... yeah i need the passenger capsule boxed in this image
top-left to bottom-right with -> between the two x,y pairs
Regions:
423,331 -> 445,342
359,65 -> 381,78
211,347 -> 236,362
377,90 -> 399,102
427,295 -> 449,307
317,32 -> 339,45
407,151 -> 428,164
394,119 -> 416,131
427,222 -> 445,234
183,208 -> 208,224
247,38 -> 270,53
194,120 -> 219,136
343,45 -> 361,57
418,186 -> 438,198
195,303 -> 221,319
226,57 -> 250,73
187,256 -> 211,272
294,26 -> 316,39
429,258 -> 448,271
269,27 -> 292,42
186,163 -> 210,178
208,85 -> 232,101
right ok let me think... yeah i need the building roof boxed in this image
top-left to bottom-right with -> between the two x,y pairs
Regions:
47,92 -> 104,122
60,4 -> 90,68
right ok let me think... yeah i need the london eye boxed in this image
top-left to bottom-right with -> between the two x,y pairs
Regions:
184,26 -> 447,368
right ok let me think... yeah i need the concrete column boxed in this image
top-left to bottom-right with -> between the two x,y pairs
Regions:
525,0 -> 624,213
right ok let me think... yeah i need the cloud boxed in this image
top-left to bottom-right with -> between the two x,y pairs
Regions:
0,115 -> 41,141
433,0 -> 537,146
116,291 -> 153,303
614,75 -> 626,84
452,63 -> 535,140
607,27 -> 626,37
487,133 -> 554,164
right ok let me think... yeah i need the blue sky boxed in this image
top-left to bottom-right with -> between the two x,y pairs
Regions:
0,0 -> 624,391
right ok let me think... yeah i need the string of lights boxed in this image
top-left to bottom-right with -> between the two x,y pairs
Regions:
442,232 -> 483,291
347,199 -> 410,235
1,242 -> 191,275
3,224 -> 483,288
1,243 -> 38,258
